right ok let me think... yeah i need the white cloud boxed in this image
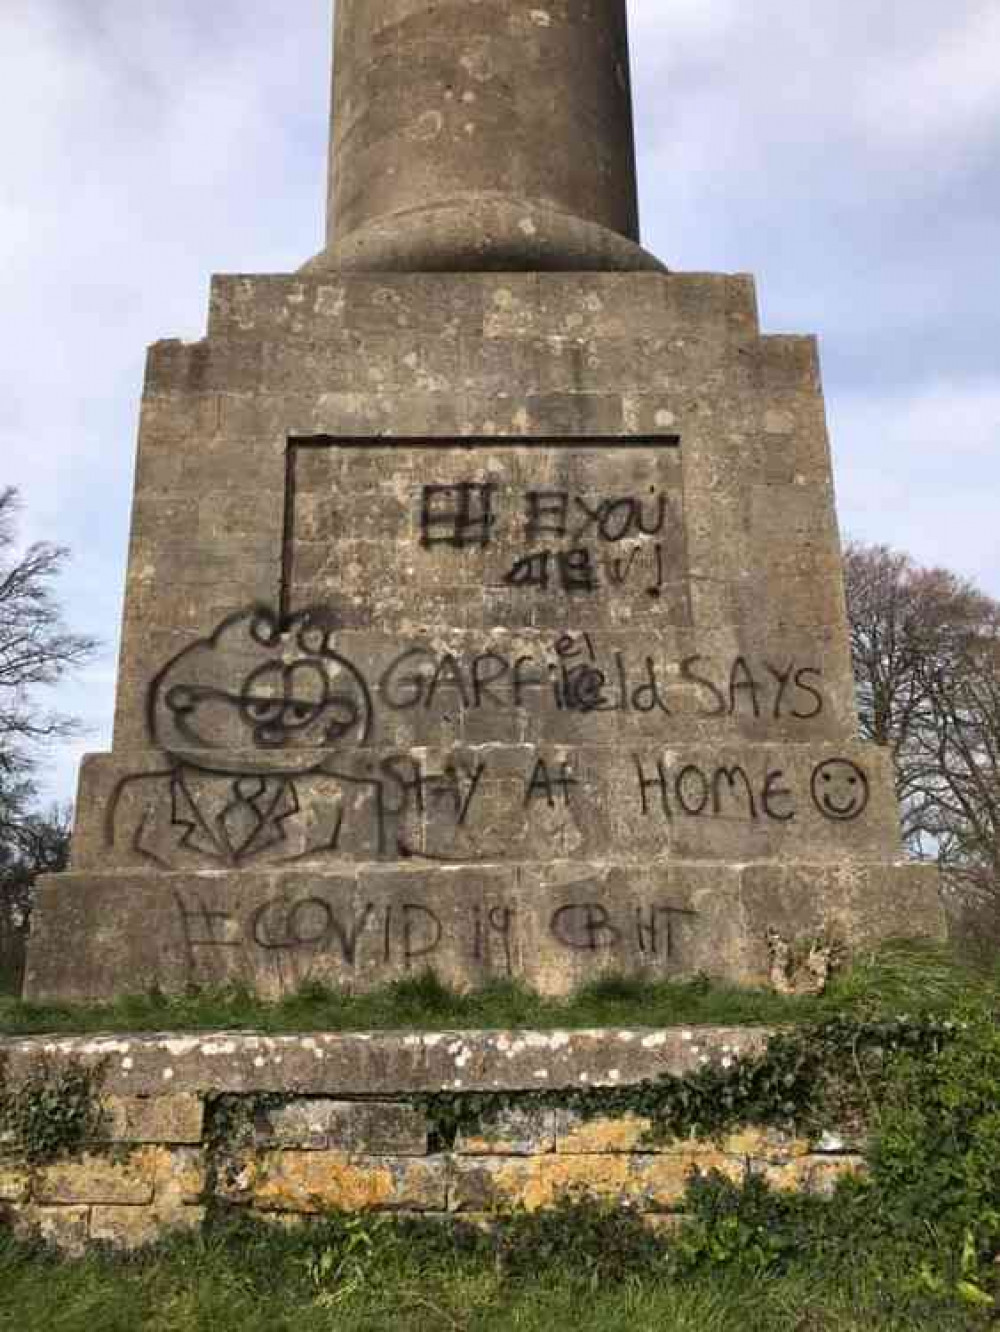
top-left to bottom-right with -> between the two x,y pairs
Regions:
833,380 -> 1000,591
855,4 -> 1000,151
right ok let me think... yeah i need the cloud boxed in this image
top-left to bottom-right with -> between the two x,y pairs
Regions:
0,0 -> 997,806
834,379 -> 1000,587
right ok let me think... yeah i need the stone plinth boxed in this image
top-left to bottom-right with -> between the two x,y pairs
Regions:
25,270 -> 943,1000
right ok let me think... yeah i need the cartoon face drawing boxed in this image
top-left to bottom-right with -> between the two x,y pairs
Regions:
811,759 -> 870,822
149,608 -> 373,775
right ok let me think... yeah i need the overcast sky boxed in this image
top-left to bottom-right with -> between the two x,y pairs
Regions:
2,0 -> 999,805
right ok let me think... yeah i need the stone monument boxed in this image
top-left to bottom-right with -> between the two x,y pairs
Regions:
25,0 -> 944,1001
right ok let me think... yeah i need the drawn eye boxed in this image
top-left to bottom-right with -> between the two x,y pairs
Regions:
165,686 -> 199,714
245,699 -> 280,722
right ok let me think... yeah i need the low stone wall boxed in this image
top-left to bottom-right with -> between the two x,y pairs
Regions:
0,1028 -> 864,1254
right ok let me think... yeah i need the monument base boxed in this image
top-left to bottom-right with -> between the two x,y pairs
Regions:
23,269 -> 948,1001
24,859 -> 941,1003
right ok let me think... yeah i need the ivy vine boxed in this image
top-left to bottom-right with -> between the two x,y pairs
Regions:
0,1055 -> 107,1165
413,1016 -> 963,1148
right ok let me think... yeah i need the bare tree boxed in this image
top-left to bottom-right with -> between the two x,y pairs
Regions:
0,805 -> 71,992
0,487 -> 96,839
844,541 -> 1000,954
0,488 -> 96,989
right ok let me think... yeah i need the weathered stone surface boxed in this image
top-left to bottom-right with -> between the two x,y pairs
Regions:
34,1155 -> 155,1206
0,1166 -> 31,1203
722,1128 -> 812,1163
457,1109 -> 557,1157
5,1205 -> 91,1257
449,1151 -> 745,1214
146,1147 -> 207,1206
260,1100 -> 428,1155
90,1203 -> 205,1252
223,1151 -> 446,1214
0,1026 -> 871,1252
555,1113 -> 654,1155
0,1027 -> 771,1099
25,858 -> 938,1002
106,1094 -> 205,1145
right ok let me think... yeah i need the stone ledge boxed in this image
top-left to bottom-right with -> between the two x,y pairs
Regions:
0,1026 -> 771,1098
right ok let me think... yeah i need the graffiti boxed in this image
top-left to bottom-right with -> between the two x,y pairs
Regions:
419,484 -> 669,552
635,757 -> 796,824
173,889 -> 695,979
524,759 -> 578,808
148,605 -> 373,768
550,902 -> 696,956
420,483 -> 498,550
109,605 -> 870,871
504,547 -> 601,595
810,759 -> 870,822
177,892 -> 449,971
523,490 -> 668,545
418,482 -> 676,599
635,755 -> 874,826
378,639 -> 828,722
113,607 -> 383,869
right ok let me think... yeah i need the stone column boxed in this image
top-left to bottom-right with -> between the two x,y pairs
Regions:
305,0 -> 664,272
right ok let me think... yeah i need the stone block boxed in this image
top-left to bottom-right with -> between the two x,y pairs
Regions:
91,1203 -> 206,1251
722,1129 -> 811,1163
260,1100 -> 428,1155
105,1095 -> 205,1145
224,1151 -> 447,1214
555,1112 -> 654,1155
34,1155 -> 155,1207
457,1108 -> 557,1156
6,1205 -> 91,1258
0,1167 -> 31,1203
145,1147 -> 207,1205
449,1151 -> 742,1215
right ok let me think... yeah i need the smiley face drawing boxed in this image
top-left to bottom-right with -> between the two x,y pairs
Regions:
811,759 -> 870,822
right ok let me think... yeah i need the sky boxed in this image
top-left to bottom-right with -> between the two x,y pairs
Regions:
1,0 -> 999,805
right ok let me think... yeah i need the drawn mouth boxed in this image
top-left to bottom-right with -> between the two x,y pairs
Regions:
822,795 -> 859,817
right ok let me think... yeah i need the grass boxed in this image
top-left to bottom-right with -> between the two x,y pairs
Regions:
1,942 -> 998,1328
0,1210 -> 986,1332
0,940 -> 991,1038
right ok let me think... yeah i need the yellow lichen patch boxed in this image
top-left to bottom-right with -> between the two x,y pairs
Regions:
504,1155 -> 633,1212
34,1154 -> 155,1206
722,1129 -> 812,1161
249,1151 -> 445,1214
0,1166 -> 31,1204
452,1148 -> 756,1216
748,1160 -> 814,1193
632,1152 -> 748,1208
139,1146 -> 207,1204
556,1113 -> 654,1154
